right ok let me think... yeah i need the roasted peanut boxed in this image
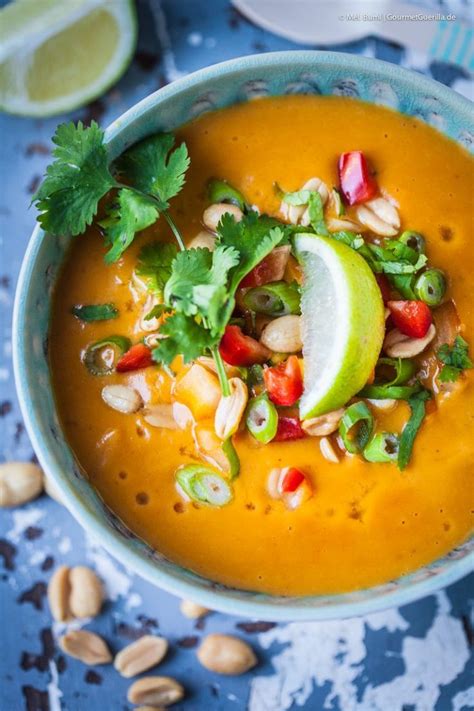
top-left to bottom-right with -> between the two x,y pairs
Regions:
384,324 -> 436,358
69,566 -> 103,619
214,377 -> 248,439
142,404 -> 178,429
197,634 -> 257,675
0,462 -> 43,508
203,203 -> 243,232
302,408 -> 345,436
59,630 -> 112,665
188,230 -> 216,250
356,197 -> 400,236
102,385 -> 143,414
127,676 -> 184,706
319,437 -> 339,463
48,565 -> 72,622
260,315 -> 302,353
180,600 -> 210,619
114,635 -> 168,678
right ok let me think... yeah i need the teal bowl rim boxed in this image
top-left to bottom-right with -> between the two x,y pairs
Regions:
13,51 -> 473,621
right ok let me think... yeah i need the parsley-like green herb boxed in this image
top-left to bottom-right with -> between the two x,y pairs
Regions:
282,189 -> 329,236
153,312 -> 219,365
437,336 -> 473,382
34,122 -> 190,261
135,241 -> 178,296
398,389 -> 431,470
71,303 -> 118,322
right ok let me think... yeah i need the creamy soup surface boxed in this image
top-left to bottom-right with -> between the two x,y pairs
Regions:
50,96 -> 474,596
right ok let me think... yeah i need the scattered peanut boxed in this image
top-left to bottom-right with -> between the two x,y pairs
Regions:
114,635 -> 168,678
0,462 -> 43,508
356,197 -> 400,236
203,203 -> 243,232
197,634 -> 257,675
188,230 -> 216,250
142,404 -> 178,429
384,324 -> 436,358
193,424 -> 230,472
43,475 -> 64,505
319,437 -> 339,463
326,216 -> 365,233
180,600 -> 210,619
139,294 -> 162,332
102,384 -> 143,414
59,630 -> 112,665
260,315 -> 302,353
48,565 -> 72,622
127,676 -> 184,707
301,408 -> 345,436
69,566 -> 103,619
214,377 -> 248,439
48,565 -> 103,621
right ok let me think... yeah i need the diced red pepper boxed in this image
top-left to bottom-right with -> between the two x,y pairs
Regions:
263,356 -> 303,407
116,343 -> 153,372
338,151 -> 378,206
239,246 -> 290,288
280,467 -> 305,493
219,325 -> 270,366
375,273 -> 391,304
274,415 -> 306,442
388,300 -> 432,339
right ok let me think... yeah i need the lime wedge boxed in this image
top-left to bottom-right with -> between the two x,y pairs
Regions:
0,0 -> 136,117
295,233 -> 384,418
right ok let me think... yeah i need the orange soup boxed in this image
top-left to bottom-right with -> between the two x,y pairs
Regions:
48,96 -> 474,595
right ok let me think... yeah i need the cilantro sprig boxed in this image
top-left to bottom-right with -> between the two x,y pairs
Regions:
437,336 -> 473,382
33,121 -> 190,261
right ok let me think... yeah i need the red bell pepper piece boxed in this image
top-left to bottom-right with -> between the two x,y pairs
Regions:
263,356 -> 303,407
375,273 -> 391,304
387,300 -> 432,339
116,343 -> 153,372
338,151 -> 378,206
219,325 -> 270,366
274,415 -> 306,442
280,467 -> 305,493
239,246 -> 290,288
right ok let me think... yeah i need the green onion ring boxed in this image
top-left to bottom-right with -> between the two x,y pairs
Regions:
208,178 -> 246,211
339,402 -> 374,454
245,394 -> 278,444
83,336 -> 131,376
358,383 -> 421,400
374,357 -> 416,387
364,432 -> 399,463
243,281 -> 300,316
175,464 -> 233,506
222,438 -> 241,480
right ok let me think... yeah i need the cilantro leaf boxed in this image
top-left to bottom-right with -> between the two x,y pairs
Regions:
398,389 -> 432,470
152,312 -> 219,365
216,211 -> 285,291
437,336 -> 473,382
71,303 -> 118,322
116,134 -> 190,207
99,189 -> 158,263
136,241 -> 178,295
34,121 -> 115,236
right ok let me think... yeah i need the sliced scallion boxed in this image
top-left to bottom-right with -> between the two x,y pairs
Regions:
208,178 -> 246,211
364,432 -> 399,463
374,357 -> 416,387
331,188 -> 345,216
358,383 -> 421,400
242,281 -> 300,316
222,438 -> 240,480
339,402 -> 374,454
245,394 -> 278,444
399,230 -> 426,254
72,303 -> 118,322
83,336 -> 131,376
398,390 -> 431,470
175,464 -> 233,506
414,269 -> 446,306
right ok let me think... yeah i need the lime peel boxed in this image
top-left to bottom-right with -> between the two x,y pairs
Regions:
295,233 -> 384,418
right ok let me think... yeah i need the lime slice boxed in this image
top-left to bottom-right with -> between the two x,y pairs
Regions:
0,0 -> 136,117
295,233 -> 384,418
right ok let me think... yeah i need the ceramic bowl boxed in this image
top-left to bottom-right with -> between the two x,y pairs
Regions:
13,51 -> 474,621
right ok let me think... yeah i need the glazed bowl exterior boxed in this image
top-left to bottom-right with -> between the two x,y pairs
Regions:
13,51 -> 474,621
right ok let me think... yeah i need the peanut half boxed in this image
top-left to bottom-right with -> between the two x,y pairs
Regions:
260,315 -> 302,353
48,565 -> 103,621
0,462 -> 43,508
127,676 -> 185,707
59,630 -> 112,665
114,635 -> 168,678
384,324 -> 436,358
180,600 -> 210,619
197,634 -> 257,675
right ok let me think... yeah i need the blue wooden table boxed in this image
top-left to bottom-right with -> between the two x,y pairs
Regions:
1,1 -> 473,709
